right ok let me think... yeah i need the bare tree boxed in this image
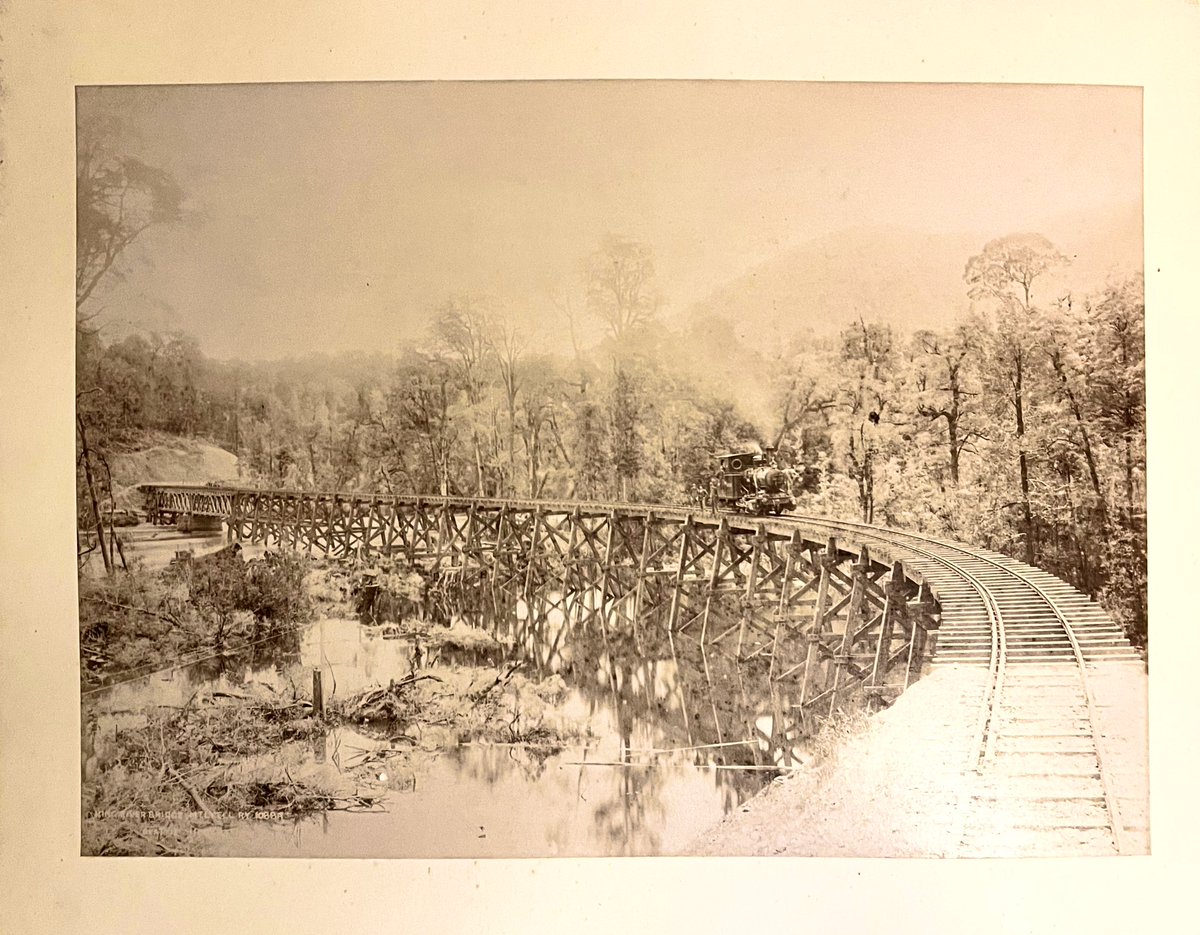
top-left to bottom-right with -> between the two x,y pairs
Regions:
488,318 -> 528,493
1043,296 -> 1108,527
585,235 -> 660,341
433,297 -> 494,494
965,233 -> 1068,564
840,319 -> 896,522
76,121 -> 186,317
432,297 -> 491,405
913,326 -> 982,486
75,119 -> 186,573
583,236 -> 661,499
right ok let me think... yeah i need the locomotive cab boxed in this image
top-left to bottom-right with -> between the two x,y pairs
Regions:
712,446 -> 797,516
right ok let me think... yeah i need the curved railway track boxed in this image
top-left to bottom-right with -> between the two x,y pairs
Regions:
136,485 -> 1147,854
781,513 -> 1145,856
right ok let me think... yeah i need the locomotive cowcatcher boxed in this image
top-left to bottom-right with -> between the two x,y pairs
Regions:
710,446 -> 796,515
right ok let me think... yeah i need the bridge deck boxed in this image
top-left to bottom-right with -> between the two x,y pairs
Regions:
136,484 -> 1148,855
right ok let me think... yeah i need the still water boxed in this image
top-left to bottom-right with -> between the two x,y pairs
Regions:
91,598 -> 796,857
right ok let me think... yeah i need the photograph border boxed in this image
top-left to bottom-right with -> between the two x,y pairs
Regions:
2,1 -> 1198,932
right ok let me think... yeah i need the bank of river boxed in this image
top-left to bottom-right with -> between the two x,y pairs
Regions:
81,522 -> 266,575
84,610 -> 777,857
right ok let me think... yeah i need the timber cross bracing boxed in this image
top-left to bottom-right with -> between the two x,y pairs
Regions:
141,484 -> 941,726
136,482 -> 1147,851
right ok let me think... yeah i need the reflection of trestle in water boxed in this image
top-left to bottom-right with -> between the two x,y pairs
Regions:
141,489 -> 941,755
435,513 -> 940,761
473,591 -> 794,769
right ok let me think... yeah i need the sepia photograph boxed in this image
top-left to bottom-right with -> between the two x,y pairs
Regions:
72,79 -> 1150,860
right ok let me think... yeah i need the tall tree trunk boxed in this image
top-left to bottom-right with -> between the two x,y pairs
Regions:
947,360 -> 965,486
947,415 -> 960,486
506,393 -> 518,495
526,428 -> 540,498
1013,354 -> 1035,565
864,439 -> 874,524
1051,355 -> 1108,529
472,432 -> 485,496
1123,396 -> 1137,528
77,413 -> 112,575
1061,461 -> 1088,590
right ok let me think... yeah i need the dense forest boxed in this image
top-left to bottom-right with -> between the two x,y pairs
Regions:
76,136 -> 1147,646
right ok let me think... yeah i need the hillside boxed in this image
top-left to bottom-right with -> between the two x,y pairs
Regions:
678,204 -> 1143,354
107,433 -> 238,510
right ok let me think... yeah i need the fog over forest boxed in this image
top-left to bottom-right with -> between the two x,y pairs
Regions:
76,82 -> 1146,643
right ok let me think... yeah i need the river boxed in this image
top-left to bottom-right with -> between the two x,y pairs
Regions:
85,549 -> 809,857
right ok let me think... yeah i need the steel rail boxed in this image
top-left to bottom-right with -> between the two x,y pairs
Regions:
963,551 -> 1131,856
140,484 -> 1128,852
782,513 -> 1127,854
778,515 -> 1005,768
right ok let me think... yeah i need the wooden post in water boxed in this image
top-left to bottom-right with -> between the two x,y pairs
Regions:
870,561 -> 907,690
464,502 -> 480,571
666,516 -> 694,633
312,667 -> 325,717
523,507 -> 543,601
797,536 -> 836,717
631,513 -> 655,650
559,508 -> 581,622
596,512 -> 619,623
828,545 -> 870,717
736,524 -> 767,660
700,518 -> 730,646
489,505 -> 511,608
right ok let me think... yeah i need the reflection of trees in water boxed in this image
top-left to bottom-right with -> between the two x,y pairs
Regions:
480,594 -> 577,677
588,761 -> 663,856
251,627 -> 302,669
184,626 -> 303,688
478,588 -> 781,843
454,743 -> 558,787
452,745 -> 596,854
587,651 -> 665,853
456,595 -> 743,849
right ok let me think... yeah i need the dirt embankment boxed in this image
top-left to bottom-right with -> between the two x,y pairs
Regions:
687,668 -> 986,857
687,663 -> 1149,857
107,433 -> 239,510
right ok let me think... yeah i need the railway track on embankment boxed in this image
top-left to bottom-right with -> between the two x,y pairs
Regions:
136,484 -> 1148,855
781,514 -> 1147,856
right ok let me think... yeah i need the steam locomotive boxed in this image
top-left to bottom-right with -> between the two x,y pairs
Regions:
710,446 -> 797,516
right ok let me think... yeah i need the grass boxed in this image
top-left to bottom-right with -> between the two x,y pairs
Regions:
81,657 -> 586,856
79,548 -> 312,689
82,681 -> 342,856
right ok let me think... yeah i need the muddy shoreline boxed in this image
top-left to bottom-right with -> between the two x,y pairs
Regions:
81,545 -> 781,856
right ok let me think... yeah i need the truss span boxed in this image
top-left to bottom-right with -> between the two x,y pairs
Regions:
138,484 -> 1146,854
779,514 -> 1145,855
139,485 -> 948,727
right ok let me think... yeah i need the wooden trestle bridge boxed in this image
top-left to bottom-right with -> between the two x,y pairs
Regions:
140,484 -> 1147,855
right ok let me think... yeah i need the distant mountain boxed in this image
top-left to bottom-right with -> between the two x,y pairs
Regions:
677,204 -> 1143,354
660,204 -> 1142,435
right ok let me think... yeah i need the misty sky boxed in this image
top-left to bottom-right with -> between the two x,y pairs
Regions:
78,82 -> 1142,360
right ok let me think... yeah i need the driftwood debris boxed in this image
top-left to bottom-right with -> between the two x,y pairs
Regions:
468,662 -> 523,701
167,765 -> 220,824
